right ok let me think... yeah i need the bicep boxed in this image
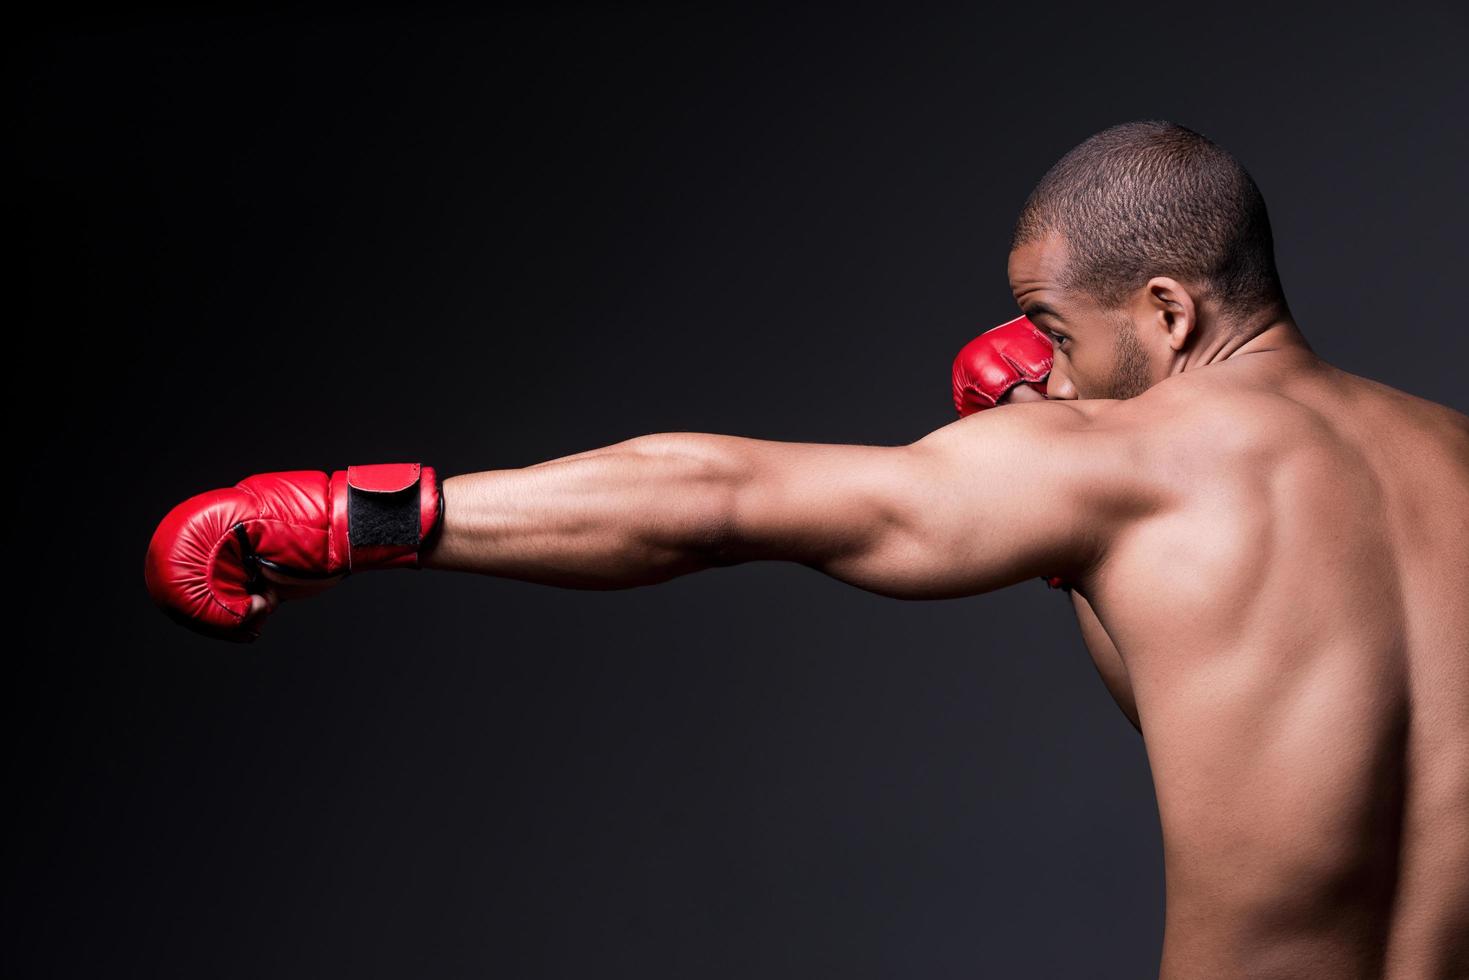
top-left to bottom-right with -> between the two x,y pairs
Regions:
719,405 -> 1141,598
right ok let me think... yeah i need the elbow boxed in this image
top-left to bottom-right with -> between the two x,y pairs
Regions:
625,433 -> 747,570
686,492 -> 743,570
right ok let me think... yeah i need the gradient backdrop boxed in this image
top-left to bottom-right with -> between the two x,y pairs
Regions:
13,3 -> 1467,977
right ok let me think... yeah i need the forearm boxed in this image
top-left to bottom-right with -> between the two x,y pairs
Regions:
420,433 -> 739,588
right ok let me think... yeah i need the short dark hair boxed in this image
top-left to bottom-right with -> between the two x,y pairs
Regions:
1012,121 -> 1285,315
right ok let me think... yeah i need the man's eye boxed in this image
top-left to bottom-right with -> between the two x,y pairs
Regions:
1048,332 -> 1069,348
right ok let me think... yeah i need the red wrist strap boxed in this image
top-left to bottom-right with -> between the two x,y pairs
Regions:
328,463 -> 442,571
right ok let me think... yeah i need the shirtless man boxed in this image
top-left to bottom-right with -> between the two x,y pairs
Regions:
145,121 -> 1469,978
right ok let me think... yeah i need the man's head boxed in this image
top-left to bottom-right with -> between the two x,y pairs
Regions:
1008,120 -> 1288,400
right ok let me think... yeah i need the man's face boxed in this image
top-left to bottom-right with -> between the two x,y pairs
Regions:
1007,232 -> 1156,400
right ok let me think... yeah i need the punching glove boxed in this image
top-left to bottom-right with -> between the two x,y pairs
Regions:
951,314 -> 1054,417
951,318 -> 1068,591
144,463 -> 443,642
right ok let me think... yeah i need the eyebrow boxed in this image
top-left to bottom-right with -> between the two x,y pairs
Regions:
1022,301 -> 1063,321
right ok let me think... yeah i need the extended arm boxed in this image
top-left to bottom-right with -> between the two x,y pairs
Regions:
144,400 -> 1149,640
422,402 -> 1141,599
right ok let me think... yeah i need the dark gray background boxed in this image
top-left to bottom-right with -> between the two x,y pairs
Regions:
12,3 -> 1467,977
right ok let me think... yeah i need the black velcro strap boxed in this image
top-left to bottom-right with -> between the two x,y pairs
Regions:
349,484 -> 421,547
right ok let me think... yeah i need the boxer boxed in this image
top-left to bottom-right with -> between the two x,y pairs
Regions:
145,121 -> 1469,978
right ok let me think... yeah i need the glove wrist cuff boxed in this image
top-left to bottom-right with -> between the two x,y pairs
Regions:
330,463 -> 443,572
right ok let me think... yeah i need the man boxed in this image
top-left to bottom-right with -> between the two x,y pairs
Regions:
145,121 -> 1469,978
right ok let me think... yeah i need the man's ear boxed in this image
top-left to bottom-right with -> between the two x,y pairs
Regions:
1140,276 -> 1197,351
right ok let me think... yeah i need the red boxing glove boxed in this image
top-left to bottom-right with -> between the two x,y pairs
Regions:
950,318 -> 1069,592
951,314 -> 1054,417
144,463 -> 443,642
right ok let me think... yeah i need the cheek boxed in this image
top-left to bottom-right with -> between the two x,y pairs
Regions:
1074,343 -> 1108,374
1056,347 -> 1090,378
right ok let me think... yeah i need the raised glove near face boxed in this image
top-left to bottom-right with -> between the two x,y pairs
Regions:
951,314 -> 1054,417
144,463 -> 442,642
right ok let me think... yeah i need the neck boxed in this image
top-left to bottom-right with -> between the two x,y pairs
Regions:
1170,306 -> 1313,375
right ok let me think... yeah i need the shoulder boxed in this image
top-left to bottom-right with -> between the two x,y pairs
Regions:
917,393 -> 1188,511
911,397 -> 1177,558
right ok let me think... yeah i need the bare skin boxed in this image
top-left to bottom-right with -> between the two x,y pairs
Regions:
248,234 -> 1468,978
1009,236 -> 1468,979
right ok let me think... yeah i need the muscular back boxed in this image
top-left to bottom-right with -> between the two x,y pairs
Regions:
1074,353 -> 1469,979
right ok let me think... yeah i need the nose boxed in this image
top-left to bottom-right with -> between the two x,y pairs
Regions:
1046,361 -> 1078,400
